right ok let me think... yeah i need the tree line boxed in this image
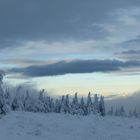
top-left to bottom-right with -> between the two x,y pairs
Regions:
1,72 -> 139,118
0,72 -> 105,116
107,106 -> 140,118
0,87 -> 106,116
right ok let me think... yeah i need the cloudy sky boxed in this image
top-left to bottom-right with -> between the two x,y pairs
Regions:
0,0 -> 140,96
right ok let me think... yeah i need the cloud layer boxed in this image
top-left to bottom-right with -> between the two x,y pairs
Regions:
10,59 -> 140,77
0,1 -> 140,96
115,50 -> 140,60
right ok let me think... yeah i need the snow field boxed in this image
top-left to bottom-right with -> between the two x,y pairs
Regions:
0,111 -> 140,140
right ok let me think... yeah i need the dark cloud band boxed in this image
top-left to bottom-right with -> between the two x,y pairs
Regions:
0,0 -> 140,49
115,50 -> 140,60
10,59 -> 140,77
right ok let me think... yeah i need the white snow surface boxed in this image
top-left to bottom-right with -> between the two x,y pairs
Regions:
0,111 -> 140,140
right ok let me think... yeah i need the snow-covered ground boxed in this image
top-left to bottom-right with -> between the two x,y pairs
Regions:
0,111 -> 140,140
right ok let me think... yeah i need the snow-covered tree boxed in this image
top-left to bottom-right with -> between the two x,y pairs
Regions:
60,95 -> 65,113
44,96 -> 51,112
34,90 -> 46,112
63,94 -> 70,114
38,89 -> 45,102
3,87 -> 12,112
24,90 -> 36,112
99,96 -> 105,116
79,97 -> 86,115
4,87 -> 12,106
108,106 -> 114,116
11,86 -> 24,111
54,99 -> 61,113
93,94 -> 99,114
87,92 -> 92,114
0,71 -> 10,114
0,93 -> 9,114
133,107 -> 138,118
49,98 -> 55,112
119,106 -> 125,117
71,92 -> 79,115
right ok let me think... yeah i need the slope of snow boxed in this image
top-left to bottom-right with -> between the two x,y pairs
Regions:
0,111 -> 140,140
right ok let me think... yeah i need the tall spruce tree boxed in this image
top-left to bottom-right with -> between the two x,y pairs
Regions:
60,95 -> 65,113
99,96 -> 105,116
64,94 -> 70,114
87,92 -> 92,114
94,94 -> 99,114
71,92 -> 79,115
